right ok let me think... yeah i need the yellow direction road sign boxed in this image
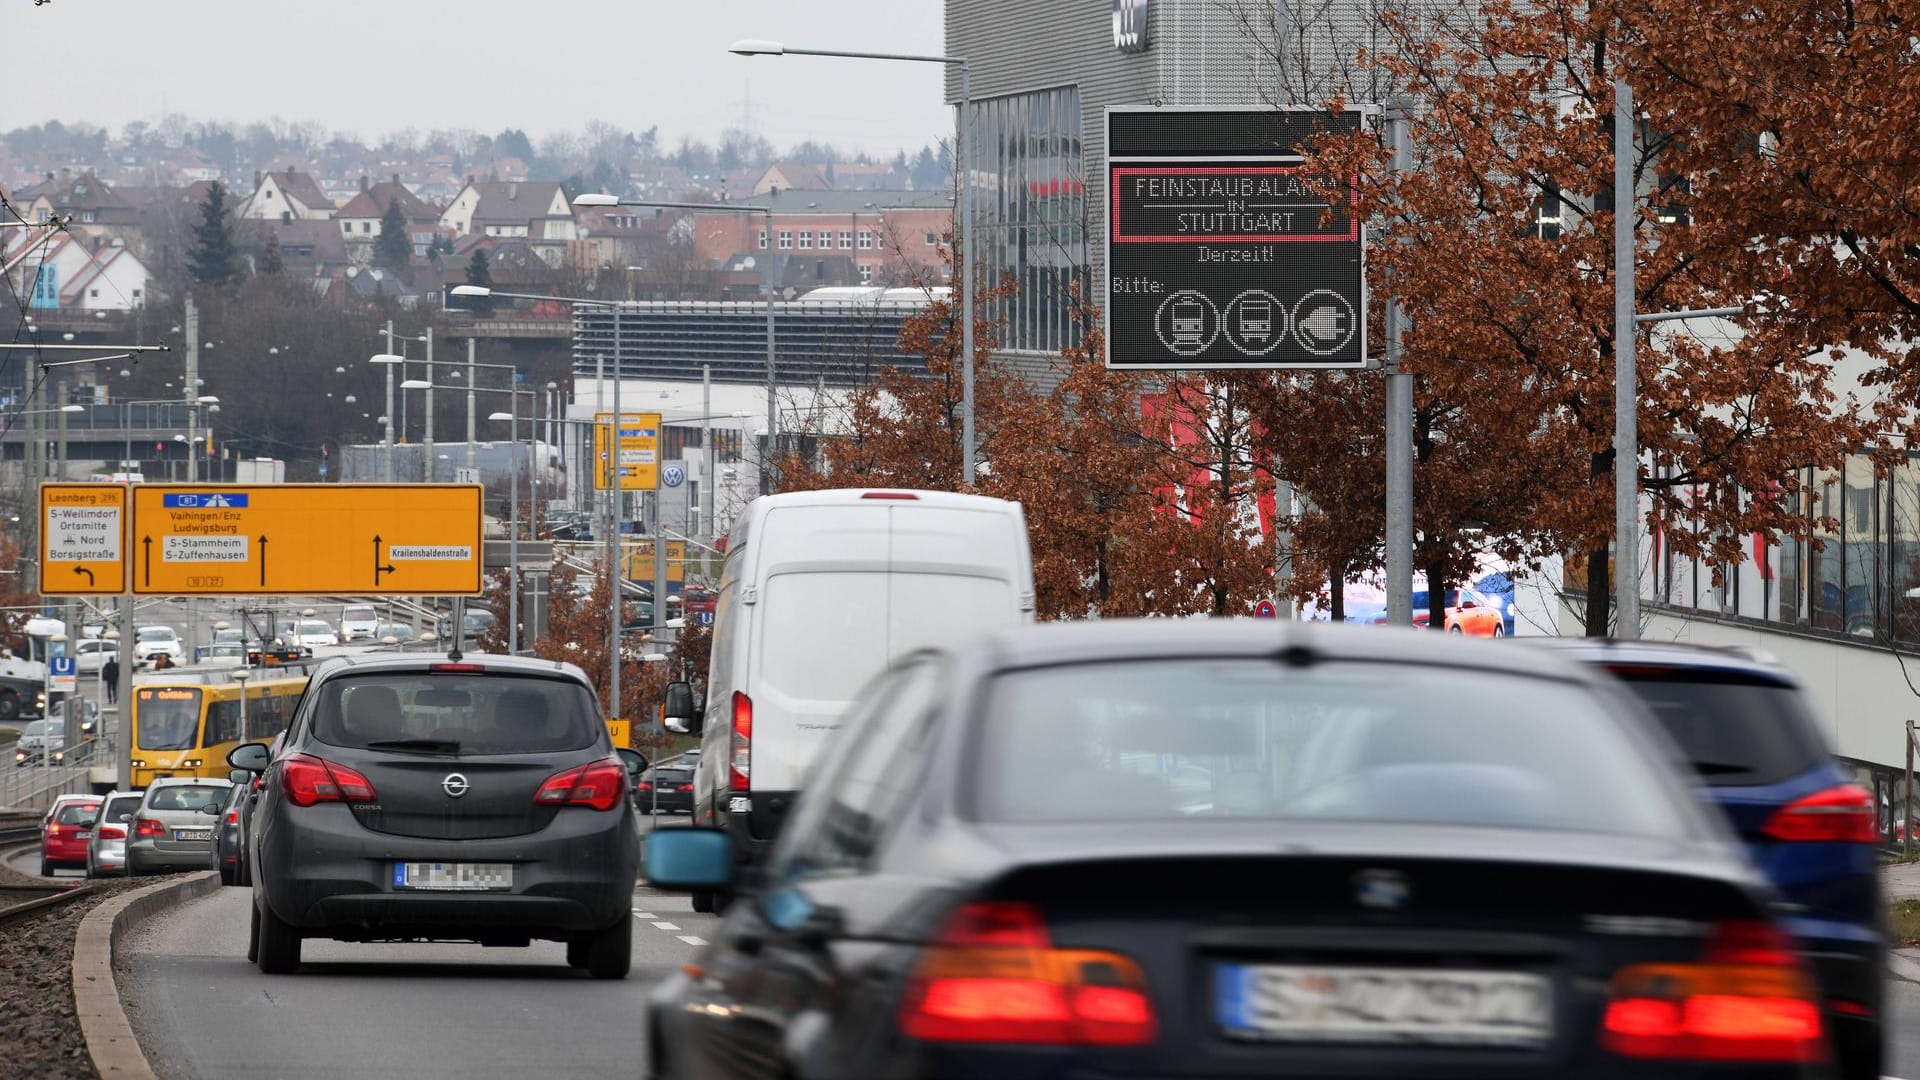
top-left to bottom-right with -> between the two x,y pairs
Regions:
130,483 -> 483,596
592,412 -> 661,491
621,538 -> 686,585
39,483 -> 128,595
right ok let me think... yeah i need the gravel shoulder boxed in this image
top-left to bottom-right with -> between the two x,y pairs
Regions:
0,855 -> 152,1080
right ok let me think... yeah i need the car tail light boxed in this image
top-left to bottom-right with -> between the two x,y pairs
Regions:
99,824 -> 126,840
534,758 -> 626,811
636,781 -> 653,792
47,823 -> 62,837
430,663 -> 486,673
1761,784 -> 1877,843
135,817 -> 167,838
899,901 -> 1157,1046
730,692 -> 752,792
1600,920 -> 1824,1062
677,783 -> 693,791
280,754 -> 377,807
225,809 -> 240,825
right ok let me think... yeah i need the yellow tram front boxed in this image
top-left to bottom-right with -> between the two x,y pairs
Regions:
130,675 -> 308,787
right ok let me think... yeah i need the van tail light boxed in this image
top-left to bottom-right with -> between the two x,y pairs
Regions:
135,817 -> 167,838
1600,920 -> 1824,1062
281,754 -> 377,807
535,758 -> 626,811
99,824 -> 126,841
899,901 -> 1157,1046
861,491 -> 921,500
729,692 -> 752,793
1761,784 -> 1877,843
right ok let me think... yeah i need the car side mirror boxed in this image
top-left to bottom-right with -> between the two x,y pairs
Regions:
643,828 -> 733,890
663,681 -> 699,733
117,813 -> 133,823
227,741 -> 271,772
614,746 -> 649,779
228,768 -> 251,786
198,804 -> 221,816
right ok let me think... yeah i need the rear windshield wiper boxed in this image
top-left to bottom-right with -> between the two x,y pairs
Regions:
364,738 -> 462,754
1687,760 -> 1751,776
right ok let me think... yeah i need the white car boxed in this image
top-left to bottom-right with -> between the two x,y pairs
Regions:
294,620 -> 339,648
134,626 -> 184,664
339,604 -> 380,642
73,638 -> 119,675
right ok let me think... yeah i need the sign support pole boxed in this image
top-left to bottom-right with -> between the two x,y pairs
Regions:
116,592 -> 132,794
1384,99 -> 1415,627
1613,77 -> 1640,640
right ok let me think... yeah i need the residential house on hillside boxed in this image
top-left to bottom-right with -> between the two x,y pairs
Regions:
753,161 -> 831,194
335,175 -> 442,263
324,264 -> 419,307
13,170 -> 145,251
573,204 -> 689,271
236,168 -> 335,221
3,230 -> 153,312
440,180 -> 576,267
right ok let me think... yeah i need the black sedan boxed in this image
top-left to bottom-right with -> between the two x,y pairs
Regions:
634,762 -> 695,815
643,620 -> 1832,1079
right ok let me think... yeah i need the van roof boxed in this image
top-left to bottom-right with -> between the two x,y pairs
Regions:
747,488 -> 1022,513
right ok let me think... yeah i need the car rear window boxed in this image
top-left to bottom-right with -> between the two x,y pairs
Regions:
1605,668 -> 1831,787
147,786 -> 226,812
54,803 -> 100,825
973,659 -> 1690,838
102,796 -> 142,823
308,673 -> 602,755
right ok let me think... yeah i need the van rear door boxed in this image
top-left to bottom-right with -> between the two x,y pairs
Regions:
750,572 -> 890,793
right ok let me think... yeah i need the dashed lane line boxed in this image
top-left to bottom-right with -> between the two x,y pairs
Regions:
652,921 -> 680,931
678,935 -> 708,947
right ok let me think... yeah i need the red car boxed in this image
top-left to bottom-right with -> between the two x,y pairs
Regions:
40,795 -> 102,876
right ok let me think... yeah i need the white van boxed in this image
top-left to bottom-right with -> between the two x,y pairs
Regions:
676,489 -> 1035,898
339,605 -> 380,643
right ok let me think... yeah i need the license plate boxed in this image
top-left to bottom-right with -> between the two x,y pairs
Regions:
1215,963 -> 1552,1047
173,829 -> 212,842
393,862 -> 513,891
76,831 -> 92,840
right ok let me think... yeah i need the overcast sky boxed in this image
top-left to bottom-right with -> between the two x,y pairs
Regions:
12,0 -> 950,157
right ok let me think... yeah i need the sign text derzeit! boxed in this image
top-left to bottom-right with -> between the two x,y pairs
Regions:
1119,172 -> 1350,240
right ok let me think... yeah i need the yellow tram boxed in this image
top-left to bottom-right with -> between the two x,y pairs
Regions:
130,669 -> 312,787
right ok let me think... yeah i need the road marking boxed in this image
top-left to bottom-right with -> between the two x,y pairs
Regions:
678,935 -> 707,947
632,910 -> 655,919
652,921 -> 680,931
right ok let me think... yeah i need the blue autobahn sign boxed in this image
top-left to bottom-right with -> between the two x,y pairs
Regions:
162,492 -> 250,508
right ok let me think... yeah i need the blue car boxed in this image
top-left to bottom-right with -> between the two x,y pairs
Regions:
1544,639 -> 1884,1079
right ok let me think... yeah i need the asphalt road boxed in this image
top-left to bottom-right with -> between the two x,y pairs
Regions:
122,881 -> 715,1080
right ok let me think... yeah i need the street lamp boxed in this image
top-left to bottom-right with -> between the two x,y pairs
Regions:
452,285 -> 629,717
729,37 -> 976,486
572,195 -> 782,495
488,396 -> 536,654
369,353 -> 406,481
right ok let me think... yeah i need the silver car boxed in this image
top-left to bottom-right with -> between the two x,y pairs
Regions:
126,777 -> 234,875
87,790 -> 147,878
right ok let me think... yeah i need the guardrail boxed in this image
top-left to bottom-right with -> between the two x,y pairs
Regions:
0,760 -> 94,812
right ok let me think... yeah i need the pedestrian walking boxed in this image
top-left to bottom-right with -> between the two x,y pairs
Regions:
102,656 -> 119,703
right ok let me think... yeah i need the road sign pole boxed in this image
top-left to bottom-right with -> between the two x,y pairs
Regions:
1384,99 -> 1415,627
116,594 -> 132,793
652,493 -> 667,633
609,310 -> 623,721
509,398 -> 519,655
1614,77 -> 1640,640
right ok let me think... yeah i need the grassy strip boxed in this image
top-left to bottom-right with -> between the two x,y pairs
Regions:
1890,899 -> 1920,947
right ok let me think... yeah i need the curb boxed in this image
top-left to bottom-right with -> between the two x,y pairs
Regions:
73,871 -> 221,1079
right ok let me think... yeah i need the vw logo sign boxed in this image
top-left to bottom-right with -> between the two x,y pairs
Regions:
442,773 -> 470,798
662,464 -> 686,488
1354,868 -> 1410,911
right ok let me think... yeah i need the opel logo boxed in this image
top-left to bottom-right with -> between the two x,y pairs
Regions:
1355,869 -> 1410,911
442,773 -> 470,798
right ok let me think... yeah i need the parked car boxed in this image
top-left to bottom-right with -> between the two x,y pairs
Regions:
134,625 -> 184,664
294,620 -> 340,649
1545,639 -> 1886,1079
1369,587 -> 1506,636
39,794 -> 101,876
635,760 -> 695,814
230,652 -> 644,977
86,790 -> 146,878
15,719 -> 66,766
339,604 -> 381,642
127,777 -> 234,875
685,489 -> 1037,913
646,620 -> 1825,1080
212,782 -> 250,885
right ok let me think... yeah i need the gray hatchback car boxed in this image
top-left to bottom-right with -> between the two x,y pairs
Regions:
127,777 -> 234,875
229,653 -> 644,979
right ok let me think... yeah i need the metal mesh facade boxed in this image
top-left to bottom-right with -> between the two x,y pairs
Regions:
570,300 -> 936,389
